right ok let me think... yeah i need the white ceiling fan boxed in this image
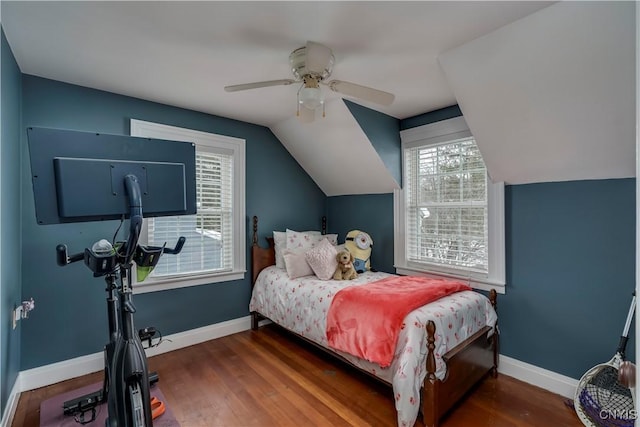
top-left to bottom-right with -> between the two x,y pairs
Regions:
224,41 -> 395,122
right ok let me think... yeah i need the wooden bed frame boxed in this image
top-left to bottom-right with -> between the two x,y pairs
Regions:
249,216 -> 498,427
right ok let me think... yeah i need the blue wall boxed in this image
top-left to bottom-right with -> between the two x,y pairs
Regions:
1,28 -> 23,415
19,76 -> 326,370
344,100 -> 401,186
399,104 -> 461,131
504,180 -> 635,377
326,194 -> 395,274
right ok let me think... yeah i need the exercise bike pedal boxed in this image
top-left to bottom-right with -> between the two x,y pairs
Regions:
63,372 -> 158,418
63,389 -> 103,416
139,326 -> 156,345
138,326 -> 157,341
149,371 -> 159,387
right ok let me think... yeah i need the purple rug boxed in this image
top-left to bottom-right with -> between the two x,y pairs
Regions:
40,382 -> 179,427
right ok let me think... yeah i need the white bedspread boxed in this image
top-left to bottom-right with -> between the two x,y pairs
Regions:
249,266 -> 498,427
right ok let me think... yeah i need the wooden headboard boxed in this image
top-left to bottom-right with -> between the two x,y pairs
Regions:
250,215 -> 327,286
251,216 -> 275,286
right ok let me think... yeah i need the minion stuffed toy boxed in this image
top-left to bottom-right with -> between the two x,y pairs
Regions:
344,230 -> 373,273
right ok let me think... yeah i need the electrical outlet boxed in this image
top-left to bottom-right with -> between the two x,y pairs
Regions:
12,298 -> 35,329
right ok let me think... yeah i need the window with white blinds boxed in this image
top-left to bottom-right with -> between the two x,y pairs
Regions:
148,148 -> 234,276
130,119 -> 245,293
404,137 -> 488,274
395,116 -> 505,292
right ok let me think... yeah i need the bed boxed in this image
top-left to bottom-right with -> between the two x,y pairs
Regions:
248,216 -> 499,427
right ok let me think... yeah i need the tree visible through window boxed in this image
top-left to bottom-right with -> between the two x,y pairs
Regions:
405,137 -> 488,274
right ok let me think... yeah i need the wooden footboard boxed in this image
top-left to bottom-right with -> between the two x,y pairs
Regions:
250,216 -> 499,427
422,289 -> 498,427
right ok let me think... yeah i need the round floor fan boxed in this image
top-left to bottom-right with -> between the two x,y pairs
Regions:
224,41 -> 395,122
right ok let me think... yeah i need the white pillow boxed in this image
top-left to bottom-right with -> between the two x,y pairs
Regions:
273,229 -> 320,269
285,229 -> 338,253
305,238 -> 338,281
273,231 -> 287,269
283,250 -> 314,279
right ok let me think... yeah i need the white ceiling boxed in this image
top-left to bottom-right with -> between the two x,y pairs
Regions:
1,1 -> 553,125
2,1 -> 636,194
439,1 -> 636,185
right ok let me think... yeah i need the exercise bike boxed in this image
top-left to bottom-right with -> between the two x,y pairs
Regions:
56,174 -> 185,427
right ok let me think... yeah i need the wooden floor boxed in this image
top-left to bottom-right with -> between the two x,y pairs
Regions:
13,324 -> 584,427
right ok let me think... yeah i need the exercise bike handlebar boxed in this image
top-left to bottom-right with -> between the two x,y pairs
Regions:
163,236 -> 186,254
56,235 -> 186,268
56,244 -> 84,266
56,175 -> 185,270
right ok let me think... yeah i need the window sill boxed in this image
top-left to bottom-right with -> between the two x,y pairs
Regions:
394,266 -> 506,294
133,270 -> 246,294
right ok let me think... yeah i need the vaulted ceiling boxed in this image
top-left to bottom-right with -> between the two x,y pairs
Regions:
439,1 -> 636,185
2,1 -> 636,195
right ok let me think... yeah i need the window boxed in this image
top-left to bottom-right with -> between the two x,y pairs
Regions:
395,116 -> 505,293
131,119 -> 245,293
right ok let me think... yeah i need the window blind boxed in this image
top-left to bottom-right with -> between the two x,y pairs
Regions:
404,136 -> 488,274
147,148 -> 233,277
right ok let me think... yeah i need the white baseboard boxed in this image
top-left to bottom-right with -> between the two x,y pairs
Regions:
0,374 -> 21,427
20,315 -> 252,392
499,354 -> 579,399
144,315 -> 252,358
20,350 -> 105,392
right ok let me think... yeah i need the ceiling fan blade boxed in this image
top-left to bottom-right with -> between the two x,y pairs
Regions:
224,79 -> 295,92
305,41 -> 334,75
297,106 -> 316,123
327,80 -> 395,106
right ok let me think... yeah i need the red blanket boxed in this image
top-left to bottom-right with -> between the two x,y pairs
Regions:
326,275 -> 471,367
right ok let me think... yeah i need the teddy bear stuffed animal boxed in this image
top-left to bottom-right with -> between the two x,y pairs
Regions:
333,250 -> 358,280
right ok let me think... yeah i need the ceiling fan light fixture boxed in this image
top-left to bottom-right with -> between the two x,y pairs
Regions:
299,86 -> 323,110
